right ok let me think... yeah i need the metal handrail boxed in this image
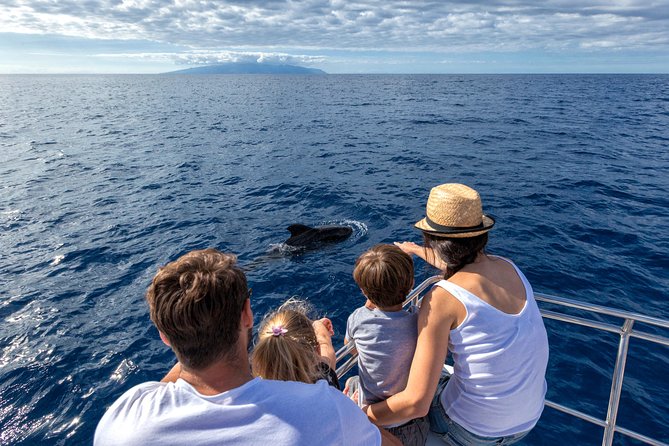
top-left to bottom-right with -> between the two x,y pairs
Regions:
534,293 -> 669,446
335,276 -> 669,446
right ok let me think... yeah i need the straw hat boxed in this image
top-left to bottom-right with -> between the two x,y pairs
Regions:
414,183 -> 495,238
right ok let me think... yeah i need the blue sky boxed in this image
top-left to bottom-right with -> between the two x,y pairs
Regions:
1,0 -> 668,74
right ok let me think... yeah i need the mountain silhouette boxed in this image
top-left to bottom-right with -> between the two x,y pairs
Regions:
166,62 -> 326,75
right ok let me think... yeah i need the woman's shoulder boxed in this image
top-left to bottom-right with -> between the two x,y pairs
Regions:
449,255 -> 529,314
423,284 -> 467,328
451,255 -> 519,285
430,280 -> 465,300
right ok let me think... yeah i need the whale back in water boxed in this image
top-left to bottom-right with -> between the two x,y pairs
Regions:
242,223 -> 355,270
285,224 -> 353,249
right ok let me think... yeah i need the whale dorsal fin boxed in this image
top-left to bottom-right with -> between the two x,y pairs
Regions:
287,224 -> 313,236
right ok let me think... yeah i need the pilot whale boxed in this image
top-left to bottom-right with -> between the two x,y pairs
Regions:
242,223 -> 355,270
285,224 -> 353,249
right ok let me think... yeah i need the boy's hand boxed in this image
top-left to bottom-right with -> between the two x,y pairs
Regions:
350,389 -> 360,404
343,377 -> 360,406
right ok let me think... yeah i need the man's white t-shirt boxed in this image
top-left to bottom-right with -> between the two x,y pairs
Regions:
94,377 -> 381,446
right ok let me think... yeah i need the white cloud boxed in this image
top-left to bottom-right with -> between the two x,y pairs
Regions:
171,51 -> 326,66
90,50 -> 325,66
1,0 -> 668,68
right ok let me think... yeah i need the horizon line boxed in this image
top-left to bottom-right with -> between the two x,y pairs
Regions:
2,71 -> 668,75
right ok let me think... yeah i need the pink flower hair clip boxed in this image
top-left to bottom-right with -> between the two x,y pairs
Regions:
270,325 -> 288,337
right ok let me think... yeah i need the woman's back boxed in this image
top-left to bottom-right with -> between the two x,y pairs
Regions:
449,255 -> 527,317
435,256 -> 549,437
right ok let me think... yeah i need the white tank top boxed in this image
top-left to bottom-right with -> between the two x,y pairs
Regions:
437,257 -> 549,437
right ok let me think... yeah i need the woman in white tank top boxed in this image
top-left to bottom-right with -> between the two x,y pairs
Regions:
364,184 -> 549,445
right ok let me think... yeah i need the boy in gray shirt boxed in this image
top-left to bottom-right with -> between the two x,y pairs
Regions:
345,244 -> 428,446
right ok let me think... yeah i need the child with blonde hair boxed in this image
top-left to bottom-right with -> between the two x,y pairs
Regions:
251,299 -> 340,389
345,244 -> 428,446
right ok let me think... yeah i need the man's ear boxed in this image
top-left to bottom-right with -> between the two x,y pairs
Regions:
159,331 -> 171,347
242,298 -> 253,329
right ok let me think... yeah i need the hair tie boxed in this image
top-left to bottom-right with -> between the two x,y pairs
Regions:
270,325 -> 288,337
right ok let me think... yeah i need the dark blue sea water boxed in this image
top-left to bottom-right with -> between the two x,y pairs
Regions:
1,74 -> 668,445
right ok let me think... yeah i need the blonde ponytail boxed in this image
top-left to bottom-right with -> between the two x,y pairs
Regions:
251,299 -> 321,384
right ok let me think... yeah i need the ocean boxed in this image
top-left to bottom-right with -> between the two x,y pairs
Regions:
1,74 -> 667,445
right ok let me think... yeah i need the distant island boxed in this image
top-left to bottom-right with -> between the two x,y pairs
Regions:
165,63 -> 326,75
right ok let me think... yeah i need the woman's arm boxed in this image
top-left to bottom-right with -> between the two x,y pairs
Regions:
394,241 -> 448,271
365,288 -> 458,424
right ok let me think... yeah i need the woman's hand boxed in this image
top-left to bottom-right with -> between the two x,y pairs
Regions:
395,241 -> 447,271
394,241 -> 421,256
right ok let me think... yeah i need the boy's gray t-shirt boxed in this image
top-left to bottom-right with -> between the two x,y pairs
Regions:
345,305 -> 418,405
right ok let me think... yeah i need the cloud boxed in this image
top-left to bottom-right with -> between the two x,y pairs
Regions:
172,51 -> 325,66
1,0 -> 668,62
94,50 -> 325,66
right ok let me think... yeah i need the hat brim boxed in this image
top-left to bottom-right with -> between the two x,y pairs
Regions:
414,214 -> 495,238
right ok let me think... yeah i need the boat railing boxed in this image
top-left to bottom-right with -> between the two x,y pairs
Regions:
334,276 -> 669,446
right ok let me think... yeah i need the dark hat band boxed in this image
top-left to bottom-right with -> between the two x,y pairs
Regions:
424,215 -> 491,234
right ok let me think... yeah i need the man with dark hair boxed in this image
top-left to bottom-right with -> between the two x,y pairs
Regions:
95,249 -> 397,446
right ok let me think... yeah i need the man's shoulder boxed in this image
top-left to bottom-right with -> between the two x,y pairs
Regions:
97,381 -> 170,421
255,377 -> 339,400
96,378 -> 381,446
255,380 -> 381,445
109,381 -> 166,406
253,379 -> 363,415
106,378 -> 333,408
94,381 -> 171,445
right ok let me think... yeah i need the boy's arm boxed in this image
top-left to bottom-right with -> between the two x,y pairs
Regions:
343,337 -> 358,355
344,313 -> 358,355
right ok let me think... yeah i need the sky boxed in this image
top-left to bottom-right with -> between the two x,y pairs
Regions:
1,0 -> 668,74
